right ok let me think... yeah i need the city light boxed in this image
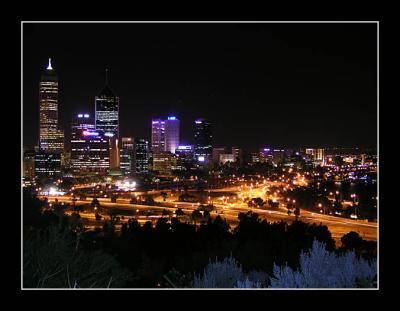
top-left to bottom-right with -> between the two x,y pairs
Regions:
83,130 -> 99,136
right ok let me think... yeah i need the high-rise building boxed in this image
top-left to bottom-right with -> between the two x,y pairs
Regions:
305,148 -> 325,166
258,148 -> 273,163
95,69 -> 119,138
151,119 -> 166,152
212,147 -> 227,164
251,152 -> 260,163
38,58 -> 64,153
109,138 -> 120,170
134,138 -> 149,174
219,153 -> 235,164
272,149 -> 286,165
152,152 -> 173,176
120,137 -> 134,176
23,149 -> 35,180
194,118 -> 212,163
175,145 -> 195,170
71,113 -> 95,139
316,148 -> 325,162
35,151 -> 62,178
165,116 -> 180,154
70,129 -> 110,175
231,147 -> 243,164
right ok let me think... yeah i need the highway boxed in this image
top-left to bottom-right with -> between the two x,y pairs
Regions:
45,190 -> 377,243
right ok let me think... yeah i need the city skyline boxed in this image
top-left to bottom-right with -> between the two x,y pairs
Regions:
23,23 -> 377,151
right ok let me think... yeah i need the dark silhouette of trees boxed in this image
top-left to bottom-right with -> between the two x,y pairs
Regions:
24,186 -> 376,288
91,198 -> 100,209
144,195 -> 155,206
248,197 -> 265,208
175,208 -> 185,217
95,213 -> 102,221
294,207 -> 300,221
23,225 -> 131,288
111,194 -> 118,203
160,192 -> 168,201
162,209 -> 171,218
341,231 -> 363,250
191,209 -> 203,226
130,196 -> 138,204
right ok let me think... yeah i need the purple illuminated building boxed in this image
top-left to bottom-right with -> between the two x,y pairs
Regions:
151,119 -> 166,153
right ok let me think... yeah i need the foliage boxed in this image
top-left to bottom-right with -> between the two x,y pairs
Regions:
192,255 -> 268,288
270,240 -> 377,288
175,208 -> 185,217
23,225 -> 132,288
160,192 -> 168,201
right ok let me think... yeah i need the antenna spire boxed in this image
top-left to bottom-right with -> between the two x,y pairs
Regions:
105,68 -> 109,85
46,58 -> 53,70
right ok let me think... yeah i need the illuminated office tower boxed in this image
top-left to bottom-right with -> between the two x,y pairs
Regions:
165,116 -> 180,154
134,138 -> 149,174
152,152 -> 173,176
38,58 -> 64,153
23,149 -> 35,180
35,151 -> 61,178
109,138 -> 120,170
175,145 -> 195,170
194,118 -> 213,163
231,146 -> 243,163
219,153 -> 235,165
212,147 -> 226,164
120,137 -> 134,176
151,119 -> 166,152
71,113 -> 95,139
70,129 -> 110,175
305,148 -> 325,166
95,69 -> 119,138
316,148 -> 325,165
272,149 -> 285,165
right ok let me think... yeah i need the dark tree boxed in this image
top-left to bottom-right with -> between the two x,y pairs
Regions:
341,231 -> 363,250
160,192 -> 168,201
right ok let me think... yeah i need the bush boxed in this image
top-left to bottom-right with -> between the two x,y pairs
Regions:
270,240 -> 377,288
192,255 -> 268,288
23,225 -> 131,288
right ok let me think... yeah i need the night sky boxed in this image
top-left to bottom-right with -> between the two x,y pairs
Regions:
23,22 -> 377,152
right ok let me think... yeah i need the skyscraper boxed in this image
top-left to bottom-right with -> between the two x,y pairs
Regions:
35,151 -> 61,178
151,119 -> 166,153
165,116 -> 180,154
23,149 -> 35,180
133,138 -> 149,174
120,137 -> 134,176
71,113 -> 95,139
152,152 -> 173,176
194,118 -> 212,163
175,145 -> 195,171
70,129 -> 110,175
95,69 -> 119,138
212,147 -> 227,165
38,58 -> 64,153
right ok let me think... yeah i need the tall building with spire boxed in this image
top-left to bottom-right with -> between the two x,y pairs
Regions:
38,58 -> 64,153
95,69 -> 120,171
95,69 -> 119,138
